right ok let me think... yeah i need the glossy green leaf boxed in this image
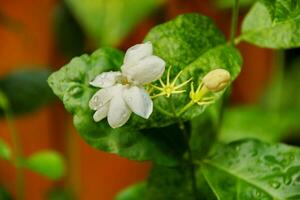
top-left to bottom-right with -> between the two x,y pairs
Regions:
25,151 -> 65,180
115,182 -> 146,200
240,0 -> 300,48
65,0 -> 163,46
0,139 -> 11,160
48,47 -> 183,165
130,14 -> 242,128
0,69 -> 56,116
219,106 -> 300,143
201,139 -> 300,199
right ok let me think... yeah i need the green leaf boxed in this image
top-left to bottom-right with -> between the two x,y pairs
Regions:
0,69 -> 56,116
25,151 -> 65,180
0,139 -> 11,160
240,0 -> 300,49
201,139 -> 300,199
48,14 -> 242,165
115,182 -> 146,200
48,47 -> 182,165
219,106 -> 300,143
131,14 -> 242,128
65,0 -> 163,46
214,0 -> 256,9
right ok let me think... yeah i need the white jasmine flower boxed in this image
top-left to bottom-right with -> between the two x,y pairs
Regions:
89,42 -> 165,128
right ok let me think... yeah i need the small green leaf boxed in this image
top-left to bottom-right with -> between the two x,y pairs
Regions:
0,69 -> 56,116
25,151 -> 65,180
115,182 -> 146,200
240,0 -> 300,48
201,139 -> 300,199
65,0 -> 163,46
0,139 -> 11,160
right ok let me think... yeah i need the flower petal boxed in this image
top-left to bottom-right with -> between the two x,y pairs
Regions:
121,42 -> 153,72
124,55 -> 165,84
123,86 -> 153,119
89,88 -> 112,110
89,84 -> 122,110
93,103 -> 109,122
107,94 -> 132,128
90,71 -> 121,88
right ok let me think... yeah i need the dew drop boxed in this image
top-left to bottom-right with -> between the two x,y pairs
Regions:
283,176 -> 292,185
255,191 -> 261,197
269,181 -> 281,189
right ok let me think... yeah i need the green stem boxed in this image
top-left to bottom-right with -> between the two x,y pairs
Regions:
271,50 -> 285,115
1,96 -> 25,200
169,100 -> 198,200
230,0 -> 240,45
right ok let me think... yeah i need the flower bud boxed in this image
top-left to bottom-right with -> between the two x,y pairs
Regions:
202,69 -> 231,92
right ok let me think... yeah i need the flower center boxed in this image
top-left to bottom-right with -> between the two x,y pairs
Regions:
120,76 -> 130,85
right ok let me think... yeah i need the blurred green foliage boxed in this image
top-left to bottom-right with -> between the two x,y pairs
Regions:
25,151 -> 65,180
0,185 -> 12,200
53,4 -> 85,58
64,0 -> 164,46
46,187 -> 75,200
0,69 -> 56,116
0,139 -> 11,161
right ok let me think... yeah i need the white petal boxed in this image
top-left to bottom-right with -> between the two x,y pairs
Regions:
121,42 -> 153,72
90,71 -> 121,88
107,94 -> 132,128
89,84 -> 122,110
124,55 -> 165,84
93,103 -> 109,122
123,86 -> 153,119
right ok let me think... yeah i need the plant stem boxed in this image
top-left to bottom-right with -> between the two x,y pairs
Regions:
178,120 -> 199,200
3,103 -> 25,200
169,100 -> 198,200
230,0 -> 240,45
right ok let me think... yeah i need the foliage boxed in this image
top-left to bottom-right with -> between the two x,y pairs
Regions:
64,0 -> 164,46
48,14 -> 242,166
25,151 -> 65,180
0,139 -> 11,161
201,139 -> 300,199
240,0 -> 300,48
48,0 -> 300,199
0,69 -> 56,116
53,3 -> 85,58
0,185 -> 12,200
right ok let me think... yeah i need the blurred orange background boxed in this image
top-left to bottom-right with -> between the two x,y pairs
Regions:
0,0 -> 273,199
